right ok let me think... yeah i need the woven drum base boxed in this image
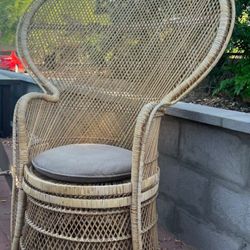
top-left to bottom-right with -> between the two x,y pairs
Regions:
20,196 -> 159,250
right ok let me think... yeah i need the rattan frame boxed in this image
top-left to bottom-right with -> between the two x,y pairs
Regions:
11,0 -> 235,249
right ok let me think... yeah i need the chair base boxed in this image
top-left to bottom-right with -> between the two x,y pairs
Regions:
20,166 -> 159,250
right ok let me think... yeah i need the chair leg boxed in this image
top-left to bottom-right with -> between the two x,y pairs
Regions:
131,201 -> 142,250
11,189 -> 26,250
10,182 -> 17,240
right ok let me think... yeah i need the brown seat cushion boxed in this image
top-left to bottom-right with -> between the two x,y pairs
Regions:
32,144 -> 132,183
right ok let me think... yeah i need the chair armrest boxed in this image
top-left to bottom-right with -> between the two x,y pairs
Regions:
130,102 -> 168,249
12,91 -> 59,186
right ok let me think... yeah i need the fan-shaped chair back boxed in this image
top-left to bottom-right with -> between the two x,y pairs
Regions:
17,0 -> 234,151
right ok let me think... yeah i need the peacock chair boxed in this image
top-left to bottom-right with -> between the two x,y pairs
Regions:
11,0 -> 235,249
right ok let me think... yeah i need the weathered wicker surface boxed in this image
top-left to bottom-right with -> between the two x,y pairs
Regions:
20,186 -> 158,249
11,0 -> 235,249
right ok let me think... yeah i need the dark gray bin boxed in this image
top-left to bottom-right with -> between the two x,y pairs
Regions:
0,70 -> 42,137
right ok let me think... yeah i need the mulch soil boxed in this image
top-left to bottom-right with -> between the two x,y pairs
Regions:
184,83 -> 250,113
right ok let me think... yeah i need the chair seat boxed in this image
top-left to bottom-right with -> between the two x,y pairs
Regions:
32,144 -> 132,183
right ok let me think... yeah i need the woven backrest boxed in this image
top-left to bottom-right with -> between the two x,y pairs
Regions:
17,0 -> 234,151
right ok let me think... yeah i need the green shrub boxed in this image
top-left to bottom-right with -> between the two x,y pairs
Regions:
213,58 -> 250,99
213,0 -> 250,100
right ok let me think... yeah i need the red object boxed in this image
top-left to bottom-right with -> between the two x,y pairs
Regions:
0,50 -> 25,73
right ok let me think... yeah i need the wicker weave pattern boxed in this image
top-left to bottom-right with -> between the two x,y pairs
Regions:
11,0 -> 235,249
20,196 -> 158,249
16,0 -> 234,169
20,225 -> 158,250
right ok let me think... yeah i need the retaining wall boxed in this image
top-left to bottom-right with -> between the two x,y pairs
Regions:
158,102 -> 250,250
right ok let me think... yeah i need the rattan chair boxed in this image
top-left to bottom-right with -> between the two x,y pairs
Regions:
11,0 -> 235,249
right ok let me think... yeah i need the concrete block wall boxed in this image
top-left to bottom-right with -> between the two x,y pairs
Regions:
158,102 -> 250,250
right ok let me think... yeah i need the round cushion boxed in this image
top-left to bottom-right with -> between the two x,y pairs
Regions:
32,144 -> 132,183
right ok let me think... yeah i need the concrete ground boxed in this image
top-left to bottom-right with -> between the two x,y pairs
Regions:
0,176 -> 11,250
0,139 -> 194,250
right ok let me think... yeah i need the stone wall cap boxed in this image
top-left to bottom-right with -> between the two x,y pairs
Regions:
166,102 -> 250,134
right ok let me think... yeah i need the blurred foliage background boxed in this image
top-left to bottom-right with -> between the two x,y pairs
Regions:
0,0 -> 249,99
0,0 -> 32,48
212,0 -> 250,100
